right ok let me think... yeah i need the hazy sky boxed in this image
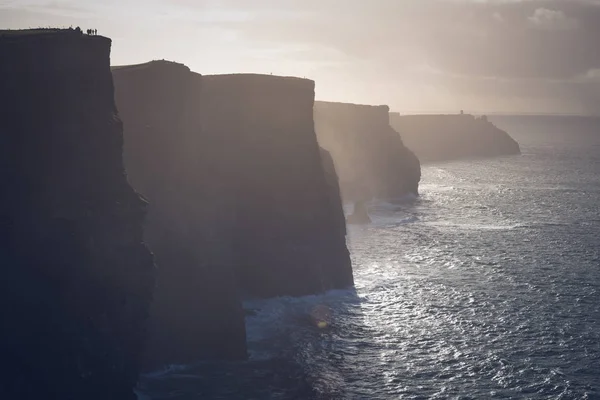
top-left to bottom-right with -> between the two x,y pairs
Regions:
2,0 -> 600,115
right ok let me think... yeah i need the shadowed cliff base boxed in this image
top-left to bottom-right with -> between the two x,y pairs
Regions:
314,101 -> 421,203
389,113 -> 521,163
0,29 -> 154,399
113,65 -> 353,371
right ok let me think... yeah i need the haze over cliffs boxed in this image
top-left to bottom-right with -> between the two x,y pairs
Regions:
389,113 -> 521,163
113,63 -> 352,369
0,29 -> 154,399
314,101 -> 421,202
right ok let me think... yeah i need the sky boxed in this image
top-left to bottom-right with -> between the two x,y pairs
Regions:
2,0 -> 600,115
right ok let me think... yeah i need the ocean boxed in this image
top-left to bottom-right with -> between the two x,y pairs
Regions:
138,116 -> 600,399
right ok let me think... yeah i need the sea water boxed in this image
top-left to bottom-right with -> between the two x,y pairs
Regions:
138,116 -> 600,399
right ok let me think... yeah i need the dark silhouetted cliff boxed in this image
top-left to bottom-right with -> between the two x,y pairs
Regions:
200,74 -> 353,297
314,101 -> 421,201
114,66 -> 352,370
0,29 -> 154,399
112,61 -> 247,371
389,113 -> 521,163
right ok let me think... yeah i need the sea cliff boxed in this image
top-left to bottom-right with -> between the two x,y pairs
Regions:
389,113 -> 521,162
202,74 -> 353,298
314,101 -> 421,201
113,67 -> 353,370
113,61 -> 247,370
0,29 -> 154,399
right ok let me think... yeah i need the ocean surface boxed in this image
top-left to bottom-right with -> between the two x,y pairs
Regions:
138,116 -> 600,399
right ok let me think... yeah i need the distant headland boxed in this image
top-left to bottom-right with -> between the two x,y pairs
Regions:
389,112 -> 521,163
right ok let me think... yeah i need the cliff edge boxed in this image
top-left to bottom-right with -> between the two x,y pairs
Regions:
389,113 -> 521,163
314,101 -> 421,201
0,29 -> 154,399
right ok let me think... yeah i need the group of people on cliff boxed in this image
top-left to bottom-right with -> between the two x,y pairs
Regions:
87,28 -> 98,35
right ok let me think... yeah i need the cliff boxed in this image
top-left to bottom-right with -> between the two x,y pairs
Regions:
114,67 -> 352,370
112,61 -> 247,371
0,29 -> 154,399
389,113 -> 521,163
200,74 -> 353,297
314,101 -> 421,201
319,148 -> 348,239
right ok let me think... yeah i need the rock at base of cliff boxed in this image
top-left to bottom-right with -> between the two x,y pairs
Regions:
346,201 -> 371,225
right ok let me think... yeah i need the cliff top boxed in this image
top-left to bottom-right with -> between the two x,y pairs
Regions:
112,60 -> 190,73
204,73 -> 314,88
0,28 -> 64,36
201,73 -> 316,97
205,73 -> 310,82
316,101 -> 389,112
390,113 -> 490,120
0,28 -> 107,42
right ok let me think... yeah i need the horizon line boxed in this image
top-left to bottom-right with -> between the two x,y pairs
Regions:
391,111 -> 600,117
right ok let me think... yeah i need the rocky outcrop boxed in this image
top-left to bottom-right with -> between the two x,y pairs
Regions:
112,61 -> 247,371
314,101 -> 421,202
201,74 -> 353,298
0,29 -> 154,399
389,113 -> 521,163
346,201 -> 371,225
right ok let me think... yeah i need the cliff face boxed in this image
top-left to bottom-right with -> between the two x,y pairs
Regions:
314,101 -> 421,201
319,148 -> 347,241
0,29 -> 154,399
112,61 -> 247,371
201,74 -> 353,298
114,68 -> 353,369
389,113 -> 521,163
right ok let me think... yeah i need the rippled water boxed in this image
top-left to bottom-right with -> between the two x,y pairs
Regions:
139,118 -> 600,399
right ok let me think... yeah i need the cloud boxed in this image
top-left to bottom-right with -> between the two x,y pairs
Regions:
158,0 -> 600,113
528,8 -> 579,30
